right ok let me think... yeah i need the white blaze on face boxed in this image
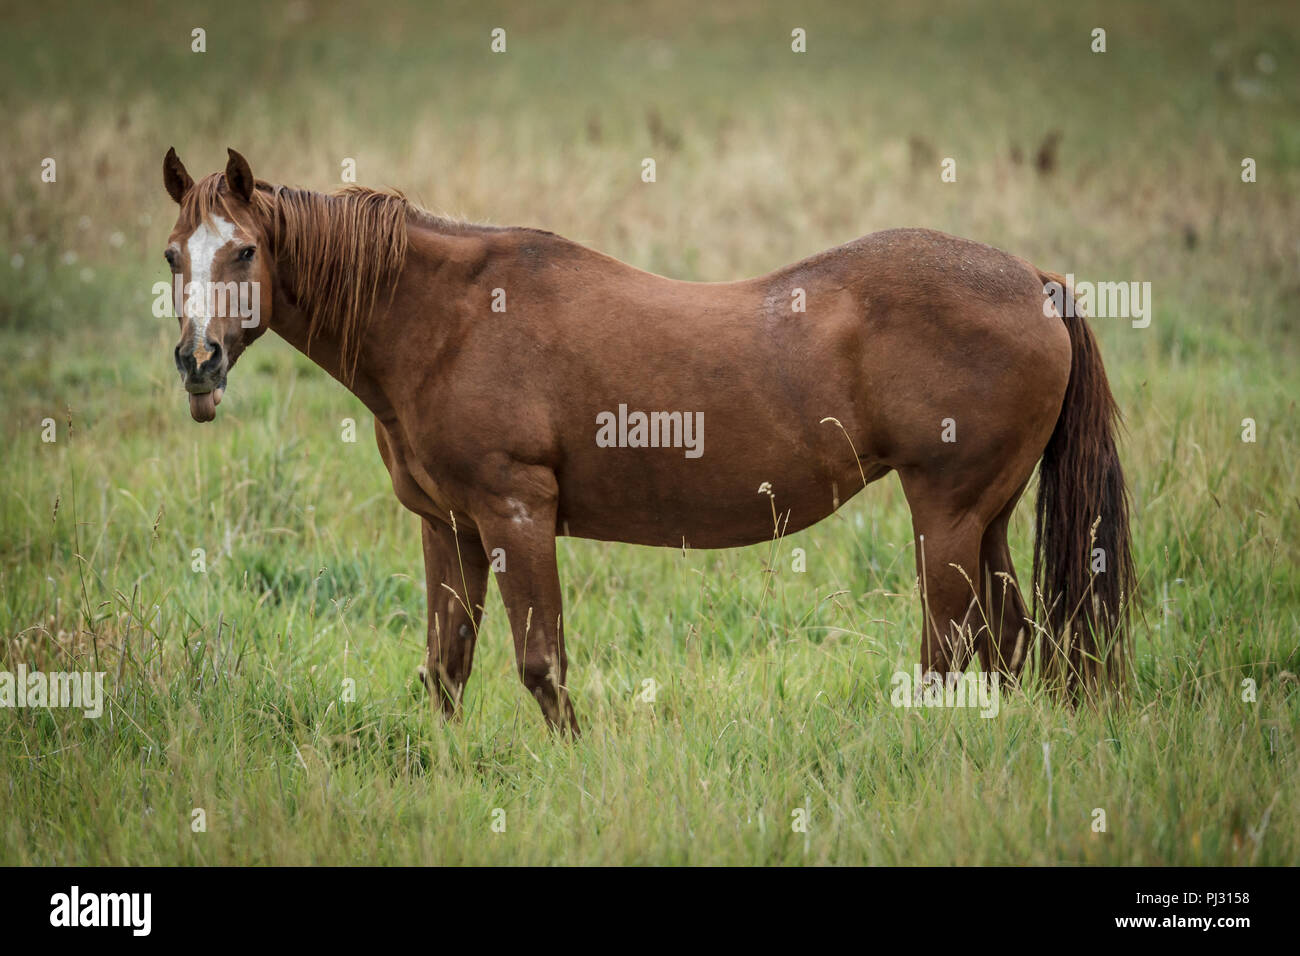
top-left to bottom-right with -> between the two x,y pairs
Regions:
184,214 -> 237,348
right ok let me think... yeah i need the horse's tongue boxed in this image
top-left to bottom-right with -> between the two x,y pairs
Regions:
189,391 -> 217,422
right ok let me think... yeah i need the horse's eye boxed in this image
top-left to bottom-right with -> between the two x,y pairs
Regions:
238,246 -> 256,261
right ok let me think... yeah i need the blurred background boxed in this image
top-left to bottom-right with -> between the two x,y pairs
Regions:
0,1 -> 1296,864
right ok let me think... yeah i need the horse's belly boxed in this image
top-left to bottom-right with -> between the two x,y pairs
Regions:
556,457 -> 887,549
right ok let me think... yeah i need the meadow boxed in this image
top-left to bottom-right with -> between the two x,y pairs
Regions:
0,0 -> 1296,864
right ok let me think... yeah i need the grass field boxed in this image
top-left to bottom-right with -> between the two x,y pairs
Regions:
1,0 -> 1297,865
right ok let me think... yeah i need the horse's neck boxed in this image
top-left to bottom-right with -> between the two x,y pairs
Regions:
268,227 -> 473,427
268,282 -> 395,422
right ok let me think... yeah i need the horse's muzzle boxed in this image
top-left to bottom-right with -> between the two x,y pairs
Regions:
175,339 -> 227,422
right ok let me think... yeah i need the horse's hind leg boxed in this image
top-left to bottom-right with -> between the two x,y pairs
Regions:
898,471 -> 986,677
977,488 -> 1032,682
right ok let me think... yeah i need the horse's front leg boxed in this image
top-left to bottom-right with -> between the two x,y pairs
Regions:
418,517 -> 489,717
473,466 -> 579,734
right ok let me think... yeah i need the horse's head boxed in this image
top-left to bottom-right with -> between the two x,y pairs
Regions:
162,147 -> 273,422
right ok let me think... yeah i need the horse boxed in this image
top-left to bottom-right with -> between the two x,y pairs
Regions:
161,147 -> 1136,732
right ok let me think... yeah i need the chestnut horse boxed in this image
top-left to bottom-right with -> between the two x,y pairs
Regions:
162,148 -> 1135,732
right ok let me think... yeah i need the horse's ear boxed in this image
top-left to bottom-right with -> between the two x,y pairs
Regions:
163,147 -> 193,205
225,148 -> 255,202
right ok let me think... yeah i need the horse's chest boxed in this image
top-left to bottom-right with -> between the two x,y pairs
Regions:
377,425 -> 463,522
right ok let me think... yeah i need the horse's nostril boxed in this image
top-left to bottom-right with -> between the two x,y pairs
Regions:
199,341 -> 223,371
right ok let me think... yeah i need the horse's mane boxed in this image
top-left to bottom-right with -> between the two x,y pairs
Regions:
182,173 -> 410,381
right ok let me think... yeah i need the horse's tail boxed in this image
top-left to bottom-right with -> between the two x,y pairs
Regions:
1032,271 -> 1137,699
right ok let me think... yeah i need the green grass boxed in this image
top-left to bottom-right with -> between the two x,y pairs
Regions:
0,0 -> 1297,864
